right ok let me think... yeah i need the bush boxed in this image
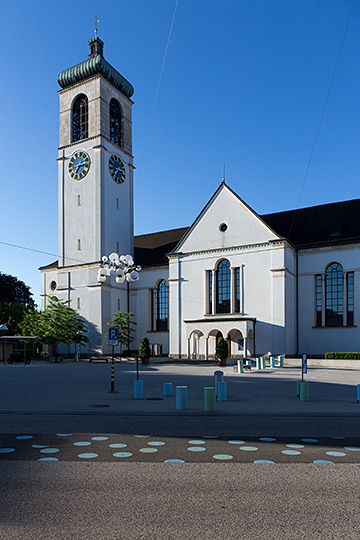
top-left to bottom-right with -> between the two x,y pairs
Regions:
138,336 -> 151,358
325,352 -> 360,360
215,337 -> 228,360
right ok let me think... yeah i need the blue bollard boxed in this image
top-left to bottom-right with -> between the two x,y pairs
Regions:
357,384 -> 360,403
217,381 -> 227,401
176,386 -> 188,410
163,382 -> 173,397
134,379 -> 143,399
270,356 -> 276,368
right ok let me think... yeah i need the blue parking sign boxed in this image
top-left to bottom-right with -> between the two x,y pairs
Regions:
109,327 -> 119,346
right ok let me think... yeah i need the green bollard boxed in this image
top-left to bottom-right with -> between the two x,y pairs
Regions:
261,356 -> 266,369
204,387 -> 216,412
256,358 -> 262,370
299,381 -> 309,402
237,359 -> 244,373
296,380 -> 302,398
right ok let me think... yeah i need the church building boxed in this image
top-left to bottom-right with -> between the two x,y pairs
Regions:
40,36 -> 360,359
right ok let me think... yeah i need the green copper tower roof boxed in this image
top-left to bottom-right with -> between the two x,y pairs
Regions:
57,37 -> 134,99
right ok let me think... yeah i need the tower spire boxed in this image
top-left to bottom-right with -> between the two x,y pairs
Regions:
93,15 -> 99,37
222,163 -> 226,183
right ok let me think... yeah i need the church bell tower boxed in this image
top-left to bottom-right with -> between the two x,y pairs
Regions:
41,35 -> 135,354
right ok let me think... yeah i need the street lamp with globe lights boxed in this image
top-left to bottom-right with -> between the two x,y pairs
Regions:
97,253 -> 141,285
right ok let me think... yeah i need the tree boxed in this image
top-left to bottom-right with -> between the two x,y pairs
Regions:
107,311 -> 136,351
0,272 -> 35,309
0,302 -> 29,335
20,296 -> 88,357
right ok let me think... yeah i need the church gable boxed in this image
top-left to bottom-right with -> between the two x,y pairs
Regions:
173,183 -> 280,254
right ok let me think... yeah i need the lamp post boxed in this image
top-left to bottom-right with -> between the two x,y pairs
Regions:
97,253 -> 141,391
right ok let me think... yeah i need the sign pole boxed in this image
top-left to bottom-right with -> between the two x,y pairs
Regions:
108,327 -> 119,393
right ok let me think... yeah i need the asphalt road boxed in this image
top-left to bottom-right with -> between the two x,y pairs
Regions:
1,360 -> 360,539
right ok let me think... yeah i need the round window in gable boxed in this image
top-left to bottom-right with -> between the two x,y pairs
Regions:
219,223 -> 228,232
50,280 -> 57,291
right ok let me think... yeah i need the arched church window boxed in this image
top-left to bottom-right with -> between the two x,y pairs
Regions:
110,99 -> 122,147
72,94 -> 88,142
216,259 -> 231,313
325,262 -> 343,327
156,280 -> 168,331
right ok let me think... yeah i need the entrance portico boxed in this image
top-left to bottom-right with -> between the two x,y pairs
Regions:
185,317 -> 256,361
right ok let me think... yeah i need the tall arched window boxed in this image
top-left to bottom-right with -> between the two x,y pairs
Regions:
216,259 -> 231,313
156,280 -> 168,331
72,94 -> 88,142
110,98 -> 122,147
325,263 -> 343,327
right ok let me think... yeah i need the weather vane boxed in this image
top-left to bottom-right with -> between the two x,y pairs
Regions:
93,15 -> 99,37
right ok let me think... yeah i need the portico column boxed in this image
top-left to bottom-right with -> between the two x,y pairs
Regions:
244,335 -> 247,360
205,337 -> 209,361
231,268 -> 236,313
187,336 -> 191,360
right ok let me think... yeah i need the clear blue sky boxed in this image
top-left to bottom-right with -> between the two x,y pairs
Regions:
1,0 -> 359,306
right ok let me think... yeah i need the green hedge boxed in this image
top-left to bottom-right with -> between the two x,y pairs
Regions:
325,352 -> 360,360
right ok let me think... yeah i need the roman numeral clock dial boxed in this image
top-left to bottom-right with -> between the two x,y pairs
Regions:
109,154 -> 126,184
68,151 -> 90,180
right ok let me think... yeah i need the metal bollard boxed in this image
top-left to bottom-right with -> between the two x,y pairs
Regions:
296,380 -> 302,397
237,359 -> 244,373
270,356 -> 276,368
214,371 -> 224,397
357,384 -> 360,403
134,379 -> 143,399
176,386 -> 188,410
299,381 -> 309,402
278,355 -> 285,367
204,387 -> 216,411
163,382 -> 173,397
256,358 -> 262,370
261,356 -> 266,369
217,381 -> 227,401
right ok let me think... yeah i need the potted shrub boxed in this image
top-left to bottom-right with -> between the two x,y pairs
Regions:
138,336 -> 151,365
215,337 -> 228,366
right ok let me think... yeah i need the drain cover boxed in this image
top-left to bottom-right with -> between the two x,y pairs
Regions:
88,404 -> 111,408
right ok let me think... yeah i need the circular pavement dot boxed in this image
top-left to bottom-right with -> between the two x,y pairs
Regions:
147,441 -> 165,446
37,457 -> 58,462
73,442 -> 91,447
254,460 -> 275,464
344,446 -> 360,452
32,444 -> 49,449
187,447 -> 206,452
56,434 -> 73,437
259,437 -> 277,442
16,435 -> 33,440
113,452 -> 133,458
239,446 -> 258,452
164,459 -> 185,463
0,448 -> 15,454
91,437 -> 109,441
109,443 -> 127,448
134,435 -> 150,438
78,453 -> 98,459
228,440 -> 245,445
40,448 -> 60,454
326,451 -> 346,457
282,450 -> 301,455
140,448 -> 158,453
188,440 -> 206,445
213,454 -> 234,460
202,435 -> 218,439
313,460 -> 334,464
330,436 -> 345,440
286,444 -> 305,449
301,438 -> 319,443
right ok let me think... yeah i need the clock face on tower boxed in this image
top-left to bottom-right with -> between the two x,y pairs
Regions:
68,151 -> 90,180
109,154 -> 126,184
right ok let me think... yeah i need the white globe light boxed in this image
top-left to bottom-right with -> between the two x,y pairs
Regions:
116,268 -> 125,278
125,254 -> 134,265
116,275 -> 126,284
109,252 -> 119,262
98,274 -> 106,283
99,268 -> 107,277
126,270 -> 139,282
120,255 -> 127,263
136,266 -> 142,272
102,255 -> 108,263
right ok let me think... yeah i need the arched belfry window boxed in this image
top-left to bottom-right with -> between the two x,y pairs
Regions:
325,262 -> 343,327
156,280 -> 168,331
216,259 -> 231,313
110,98 -> 122,147
72,94 -> 88,142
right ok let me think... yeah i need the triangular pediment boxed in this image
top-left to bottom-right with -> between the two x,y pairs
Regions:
173,183 -> 280,253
